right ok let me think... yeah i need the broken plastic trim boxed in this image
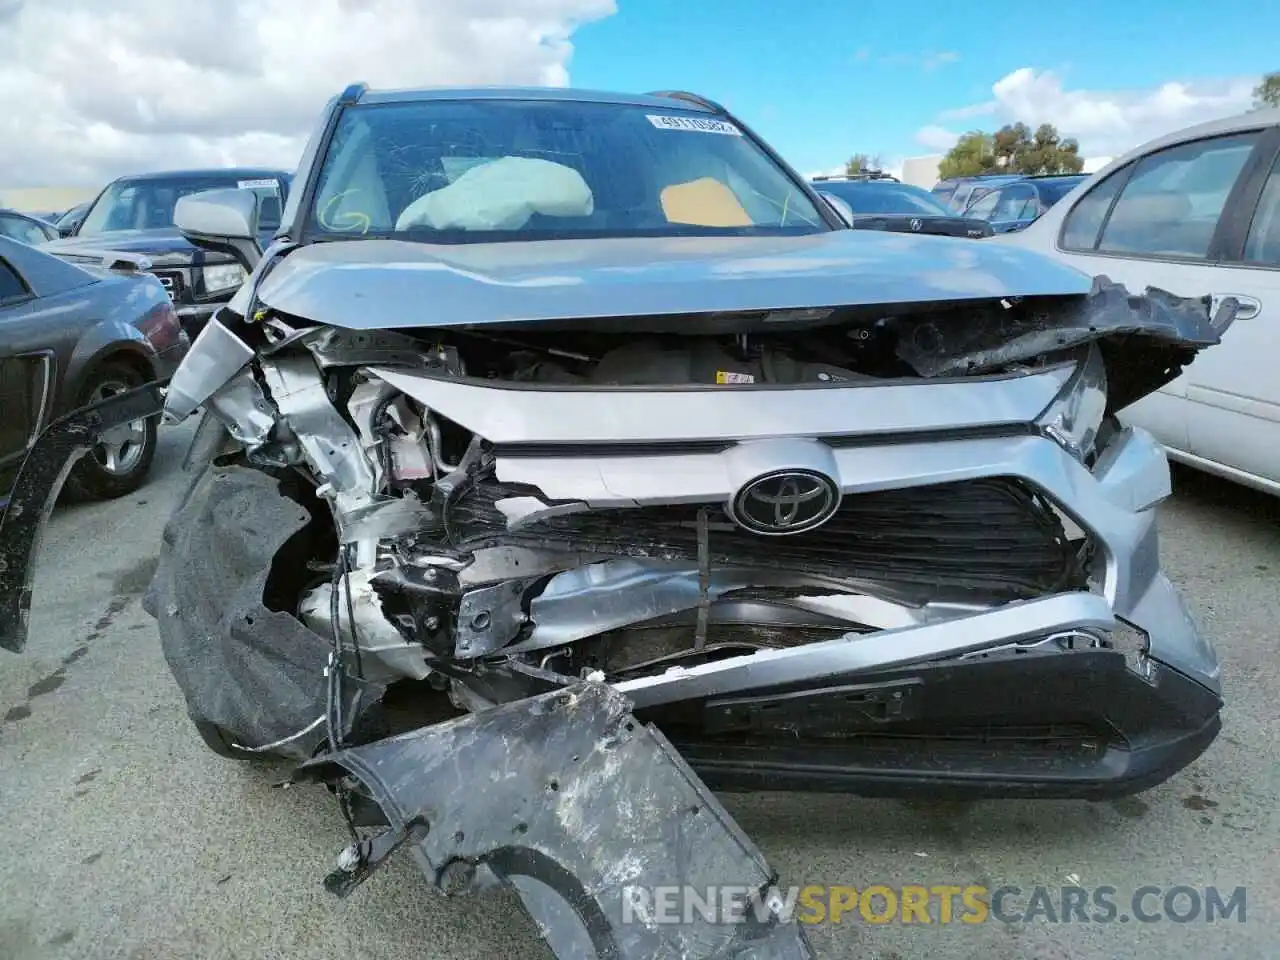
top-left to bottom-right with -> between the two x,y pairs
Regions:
893,278 -> 1232,414
296,682 -> 815,959
0,381 -> 166,653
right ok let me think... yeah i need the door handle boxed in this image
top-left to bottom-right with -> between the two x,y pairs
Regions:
1209,293 -> 1260,326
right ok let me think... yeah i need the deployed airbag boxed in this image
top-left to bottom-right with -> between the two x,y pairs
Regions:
395,156 -> 594,232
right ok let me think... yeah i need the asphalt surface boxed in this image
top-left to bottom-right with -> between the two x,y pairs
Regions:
0,420 -> 1276,960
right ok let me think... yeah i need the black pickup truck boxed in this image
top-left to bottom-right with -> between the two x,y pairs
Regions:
42,168 -> 291,338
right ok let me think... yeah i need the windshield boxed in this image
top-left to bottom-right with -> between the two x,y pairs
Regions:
78,175 -> 286,236
816,181 -> 952,216
1036,177 -> 1086,205
55,204 -> 87,229
307,99 -> 828,243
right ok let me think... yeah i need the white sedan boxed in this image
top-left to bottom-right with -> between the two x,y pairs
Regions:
996,108 -> 1280,495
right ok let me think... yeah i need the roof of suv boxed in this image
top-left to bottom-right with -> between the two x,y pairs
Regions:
355,85 -> 720,112
108,168 -> 292,183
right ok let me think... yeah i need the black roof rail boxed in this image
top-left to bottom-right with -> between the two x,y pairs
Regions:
646,90 -> 727,114
338,82 -> 368,105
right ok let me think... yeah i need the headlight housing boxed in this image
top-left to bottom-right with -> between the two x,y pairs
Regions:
201,262 -> 248,297
1037,344 -> 1107,462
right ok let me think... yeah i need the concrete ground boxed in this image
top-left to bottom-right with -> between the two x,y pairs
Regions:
0,420 -> 1275,960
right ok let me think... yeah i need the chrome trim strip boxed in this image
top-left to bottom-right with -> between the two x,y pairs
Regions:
615,593 -> 1115,708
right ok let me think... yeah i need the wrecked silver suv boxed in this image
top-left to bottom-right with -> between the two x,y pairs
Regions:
0,85 -> 1229,958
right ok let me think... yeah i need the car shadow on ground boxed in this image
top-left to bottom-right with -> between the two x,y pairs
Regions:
1168,464 -> 1280,524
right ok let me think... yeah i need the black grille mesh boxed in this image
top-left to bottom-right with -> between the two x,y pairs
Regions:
449,477 -> 1082,600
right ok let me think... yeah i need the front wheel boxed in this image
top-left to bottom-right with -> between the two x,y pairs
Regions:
190,718 -> 267,762
63,362 -> 158,501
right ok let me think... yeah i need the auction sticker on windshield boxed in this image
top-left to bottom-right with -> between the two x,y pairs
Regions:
646,115 -> 743,136
238,179 -> 279,189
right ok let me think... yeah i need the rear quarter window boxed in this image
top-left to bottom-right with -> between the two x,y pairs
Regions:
1060,170 -> 1128,250
0,258 -> 29,303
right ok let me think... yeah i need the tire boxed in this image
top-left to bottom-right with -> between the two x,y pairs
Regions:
190,718 -> 266,762
62,361 -> 158,501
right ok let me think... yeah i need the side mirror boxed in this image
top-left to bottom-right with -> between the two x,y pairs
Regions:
817,191 -> 854,227
174,188 -> 263,272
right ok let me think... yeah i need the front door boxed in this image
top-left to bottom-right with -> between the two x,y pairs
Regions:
1181,147 -> 1280,486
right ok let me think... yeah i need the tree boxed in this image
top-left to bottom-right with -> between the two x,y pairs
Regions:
1019,123 -> 1084,174
845,153 -> 884,174
937,131 -> 995,179
937,123 -> 1083,178
1254,72 -> 1280,109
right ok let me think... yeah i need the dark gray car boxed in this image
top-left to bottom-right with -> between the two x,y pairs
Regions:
0,235 -> 188,505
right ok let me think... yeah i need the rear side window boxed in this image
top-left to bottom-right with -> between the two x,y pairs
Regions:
0,258 -> 28,303
1090,133 -> 1259,260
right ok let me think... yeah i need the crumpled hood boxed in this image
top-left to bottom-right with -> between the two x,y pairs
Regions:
253,230 -> 1095,330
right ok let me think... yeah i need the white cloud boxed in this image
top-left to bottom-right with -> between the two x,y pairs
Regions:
916,67 -> 1258,159
0,0 -> 615,188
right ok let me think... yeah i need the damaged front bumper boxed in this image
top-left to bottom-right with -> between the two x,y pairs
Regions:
0,382 -> 166,652
298,681 -> 815,959
0,279 -> 1229,960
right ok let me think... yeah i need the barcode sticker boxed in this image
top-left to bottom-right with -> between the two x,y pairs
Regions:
646,115 -> 743,136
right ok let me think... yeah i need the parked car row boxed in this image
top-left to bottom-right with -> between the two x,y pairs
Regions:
810,176 -> 993,238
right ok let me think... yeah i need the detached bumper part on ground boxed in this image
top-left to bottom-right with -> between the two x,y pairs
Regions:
297,682 -> 816,959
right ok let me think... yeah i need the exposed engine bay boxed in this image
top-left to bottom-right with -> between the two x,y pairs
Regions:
143,279 -> 1226,761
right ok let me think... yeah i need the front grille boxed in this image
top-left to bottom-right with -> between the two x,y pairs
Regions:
152,271 -> 183,301
450,477 -> 1083,601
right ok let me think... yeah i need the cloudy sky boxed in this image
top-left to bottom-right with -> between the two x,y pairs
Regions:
0,0 -> 1274,188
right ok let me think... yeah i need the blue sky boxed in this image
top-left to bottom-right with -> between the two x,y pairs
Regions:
569,0 -> 1278,174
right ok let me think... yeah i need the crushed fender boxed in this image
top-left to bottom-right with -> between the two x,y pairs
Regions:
297,681 -> 816,959
0,382 -> 165,653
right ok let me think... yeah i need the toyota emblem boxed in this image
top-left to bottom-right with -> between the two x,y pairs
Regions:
731,470 -> 840,535
909,218 -> 923,232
